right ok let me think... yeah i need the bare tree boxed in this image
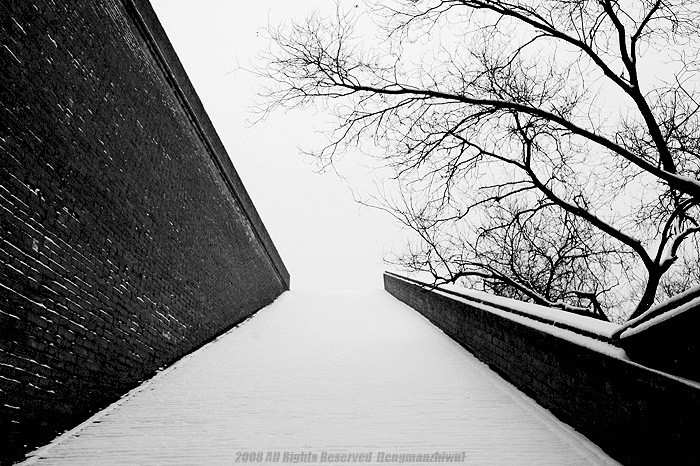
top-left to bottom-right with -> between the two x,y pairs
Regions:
384,193 -> 627,319
261,0 -> 700,321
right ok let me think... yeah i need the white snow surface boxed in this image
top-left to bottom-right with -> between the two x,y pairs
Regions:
438,283 -> 619,338
22,290 -> 617,465
430,289 -> 628,360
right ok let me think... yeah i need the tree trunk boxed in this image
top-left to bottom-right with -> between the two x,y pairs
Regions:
629,272 -> 662,320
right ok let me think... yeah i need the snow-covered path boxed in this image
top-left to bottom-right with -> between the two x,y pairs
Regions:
23,290 -> 617,465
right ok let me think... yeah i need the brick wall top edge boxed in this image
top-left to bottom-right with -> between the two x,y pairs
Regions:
384,272 -> 615,337
384,272 -> 700,391
126,0 -> 289,289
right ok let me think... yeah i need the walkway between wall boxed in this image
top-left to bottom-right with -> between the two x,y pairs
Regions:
20,290 -> 616,465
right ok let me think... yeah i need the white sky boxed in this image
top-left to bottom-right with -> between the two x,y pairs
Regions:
150,1 -> 402,291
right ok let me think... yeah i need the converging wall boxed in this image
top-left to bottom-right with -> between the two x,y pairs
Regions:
384,273 -> 700,465
1,1 -> 289,462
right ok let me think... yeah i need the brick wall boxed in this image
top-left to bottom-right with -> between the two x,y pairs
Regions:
0,1 -> 289,462
384,273 -> 700,465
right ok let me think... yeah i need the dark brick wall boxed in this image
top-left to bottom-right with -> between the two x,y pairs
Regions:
1,1 -> 289,462
385,273 -> 700,465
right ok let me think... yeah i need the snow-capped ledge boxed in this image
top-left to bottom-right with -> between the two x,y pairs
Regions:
613,285 -> 700,383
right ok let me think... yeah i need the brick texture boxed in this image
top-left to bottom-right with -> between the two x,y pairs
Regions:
0,1 -> 289,463
385,273 -> 700,465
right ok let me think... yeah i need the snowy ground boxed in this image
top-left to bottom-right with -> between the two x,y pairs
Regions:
22,290 -> 617,465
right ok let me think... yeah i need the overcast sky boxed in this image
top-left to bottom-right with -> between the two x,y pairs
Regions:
150,1 -> 402,291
